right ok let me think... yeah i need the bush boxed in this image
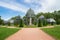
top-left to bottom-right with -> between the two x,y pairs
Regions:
7,22 -> 11,26
38,19 -> 43,27
43,19 -> 47,26
56,19 -> 60,24
19,19 -> 24,27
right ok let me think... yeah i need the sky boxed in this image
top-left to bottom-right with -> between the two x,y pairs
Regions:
0,0 -> 60,20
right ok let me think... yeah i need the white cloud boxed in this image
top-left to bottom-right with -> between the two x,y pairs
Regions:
24,0 -> 41,4
24,0 -> 60,13
0,0 -> 60,14
0,0 -> 60,20
24,0 -> 32,3
0,1 -> 28,13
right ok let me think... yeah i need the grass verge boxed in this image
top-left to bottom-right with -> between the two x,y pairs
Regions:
42,25 -> 60,40
0,27 -> 20,40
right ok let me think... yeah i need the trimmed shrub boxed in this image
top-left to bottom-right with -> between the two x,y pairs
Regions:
38,19 -> 43,27
7,22 -> 11,26
43,19 -> 47,26
19,19 -> 24,27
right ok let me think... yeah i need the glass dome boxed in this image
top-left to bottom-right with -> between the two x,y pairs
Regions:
26,8 -> 35,18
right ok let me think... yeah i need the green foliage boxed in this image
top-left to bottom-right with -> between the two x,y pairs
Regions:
36,10 -> 60,25
56,19 -> 60,24
44,13 -> 54,19
38,19 -> 43,27
13,15 -> 21,26
0,27 -> 19,40
0,16 -> 4,25
19,19 -> 24,27
34,21 -> 37,25
38,19 -> 47,27
54,13 -> 60,24
36,13 -> 54,19
36,12 -> 44,18
43,19 -> 47,26
7,22 -> 11,26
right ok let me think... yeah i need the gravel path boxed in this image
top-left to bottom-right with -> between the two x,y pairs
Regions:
5,28 -> 55,40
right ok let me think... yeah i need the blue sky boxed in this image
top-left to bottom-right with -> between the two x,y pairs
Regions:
0,6 -> 25,20
0,0 -> 60,20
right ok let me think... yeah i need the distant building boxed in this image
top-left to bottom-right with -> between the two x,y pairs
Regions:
10,20 -> 14,24
47,18 -> 56,23
39,15 -> 44,19
25,8 -> 36,25
46,18 -> 56,25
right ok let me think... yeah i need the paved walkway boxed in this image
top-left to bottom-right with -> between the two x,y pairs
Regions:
5,28 -> 55,40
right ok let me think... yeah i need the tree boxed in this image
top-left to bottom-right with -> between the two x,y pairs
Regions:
53,10 -> 60,24
7,21 -> 11,26
19,19 -> 24,27
38,19 -> 43,27
0,16 -> 4,25
43,19 -> 47,26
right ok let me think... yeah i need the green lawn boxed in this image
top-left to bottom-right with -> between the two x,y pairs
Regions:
0,27 -> 20,40
42,25 -> 60,40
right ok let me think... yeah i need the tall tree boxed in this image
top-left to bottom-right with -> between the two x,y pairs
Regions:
19,19 -> 24,27
0,16 -> 3,25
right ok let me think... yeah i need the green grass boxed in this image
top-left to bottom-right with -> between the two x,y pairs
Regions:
0,27 -> 20,40
42,26 -> 60,40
